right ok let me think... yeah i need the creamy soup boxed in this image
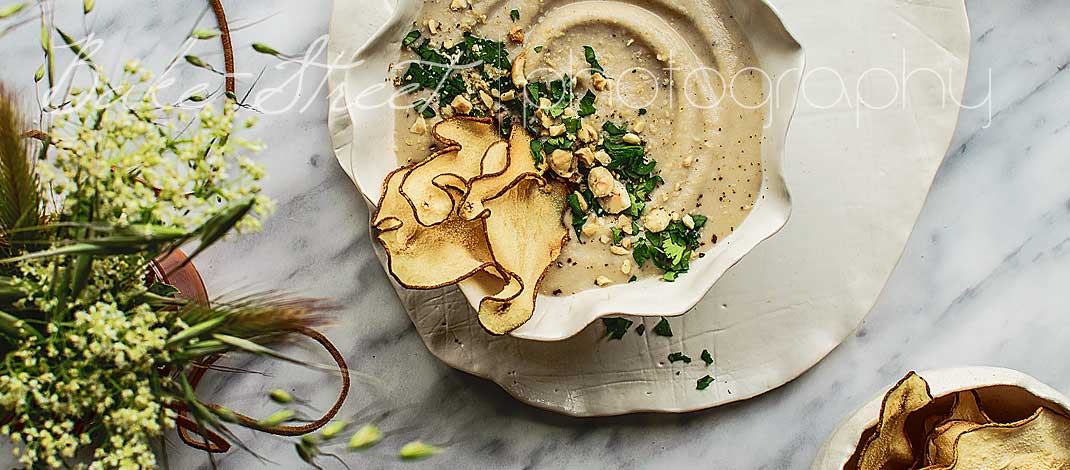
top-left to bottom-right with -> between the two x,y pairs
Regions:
393,0 -> 764,296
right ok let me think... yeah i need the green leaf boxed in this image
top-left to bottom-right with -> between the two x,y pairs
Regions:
667,352 -> 691,364
0,3 -> 25,19
270,389 -> 295,404
166,316 -> 227,347
399,441 -> 443,460
258,409 -> 295,427
578,90 -> 596,117
697,375 -> 714,390
320,421 -> 350,440
191,29 -> 221,40
402,30 -> 421,49
184,54 -> 210,69
691,214 -> 708,228
529,139 -> 544,165
252,42 -> 283,57
348,424 -> 382,450
602,317 -> 633,340
653,318 -> 672,337
534,45 -> 544,53
510,9 -> 520,21
634,324 -> 645,336
701,349 -> 713,366
0,310 -> 41,340
583,45 -> 604,74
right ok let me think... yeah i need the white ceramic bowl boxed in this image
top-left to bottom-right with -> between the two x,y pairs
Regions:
333,0 -> 804,341
811,367 -> 1070,470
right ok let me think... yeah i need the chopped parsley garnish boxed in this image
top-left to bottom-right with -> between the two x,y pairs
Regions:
413,99 -> 436,118
530,140 -> 544,165
638,107 -> 648,116
578,90 -> 597,117
602,317 -> 633,340
635,324 -> 646,336
701,349 -> 713,366
697,375 -> 715,391
653,318 -> 672,337
633,216 -> 709,281
402,30 -> 421,48
399,32 -> 512,112
567,192 -> 587,234
583,45 -> 604,74
510,9 -> 520,21
668,352 -> 692,364
534,45 -> 544,53
563,117 -> 581,135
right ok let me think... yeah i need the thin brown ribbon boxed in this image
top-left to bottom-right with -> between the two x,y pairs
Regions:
174,328 -> 351,453
174,1 -> 352,453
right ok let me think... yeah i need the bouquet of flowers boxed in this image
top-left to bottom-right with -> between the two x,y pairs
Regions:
0,9 -> 357,469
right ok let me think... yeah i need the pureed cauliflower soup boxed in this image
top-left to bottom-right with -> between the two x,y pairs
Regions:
392,0 -> 764,296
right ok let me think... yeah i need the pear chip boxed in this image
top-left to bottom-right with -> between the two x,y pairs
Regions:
857,372 -> 935,470
400,117 -> 501,226
373,117 -> 569,335
372,167 -> 498,289
851,372 -> 1070,470
477,177 -> 569,335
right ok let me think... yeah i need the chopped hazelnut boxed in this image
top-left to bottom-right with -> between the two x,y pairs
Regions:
548,124 -> 567,137
610,245 -> 630,256
478,90 -> 494,109
632,119 -> 646,133
595,276 -> 613,287
643,208 -> 672,233
500,90 -> 517,102
575,147 -> 596,167
621,260 -> 633,275
594,150 -> 611,166
451,95 -> 474,115
450,0 -> 468,11
409,116 -> 427,135
573,191 -> 588,212
427,19 -> 441,35
508,27 -> 525,43
682,214 -> 695,229
592,72 -> 611,91
512,54 -> 528,88
622,133 -> 642,145
577,122 -> 598,143
549,149 -> 575,178
599,180 -> 632,215
588,167 -> 616,197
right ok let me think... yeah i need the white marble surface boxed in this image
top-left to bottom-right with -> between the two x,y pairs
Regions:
2,0 -> 1069,468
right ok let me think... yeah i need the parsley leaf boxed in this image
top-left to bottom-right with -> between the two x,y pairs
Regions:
653,318 -> 672,337
530,139 -> 544,165
567,192 -> 587,235
701,349 -> 713,366
668,352 -> 692,364
578,90 -> 597,117
603,317 -> 633,340
402,30 -> 421,48
563,117 -> 581,135
413,99 -> 436,118
635,324 -> 646,336
510,9 -> 520,21
583,45 -> 604,74
534,45 -> 544,53
697,375 -> 715,391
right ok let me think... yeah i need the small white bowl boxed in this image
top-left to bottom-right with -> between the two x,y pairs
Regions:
811,367 -> 1070,470
333,0 -> 804,341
